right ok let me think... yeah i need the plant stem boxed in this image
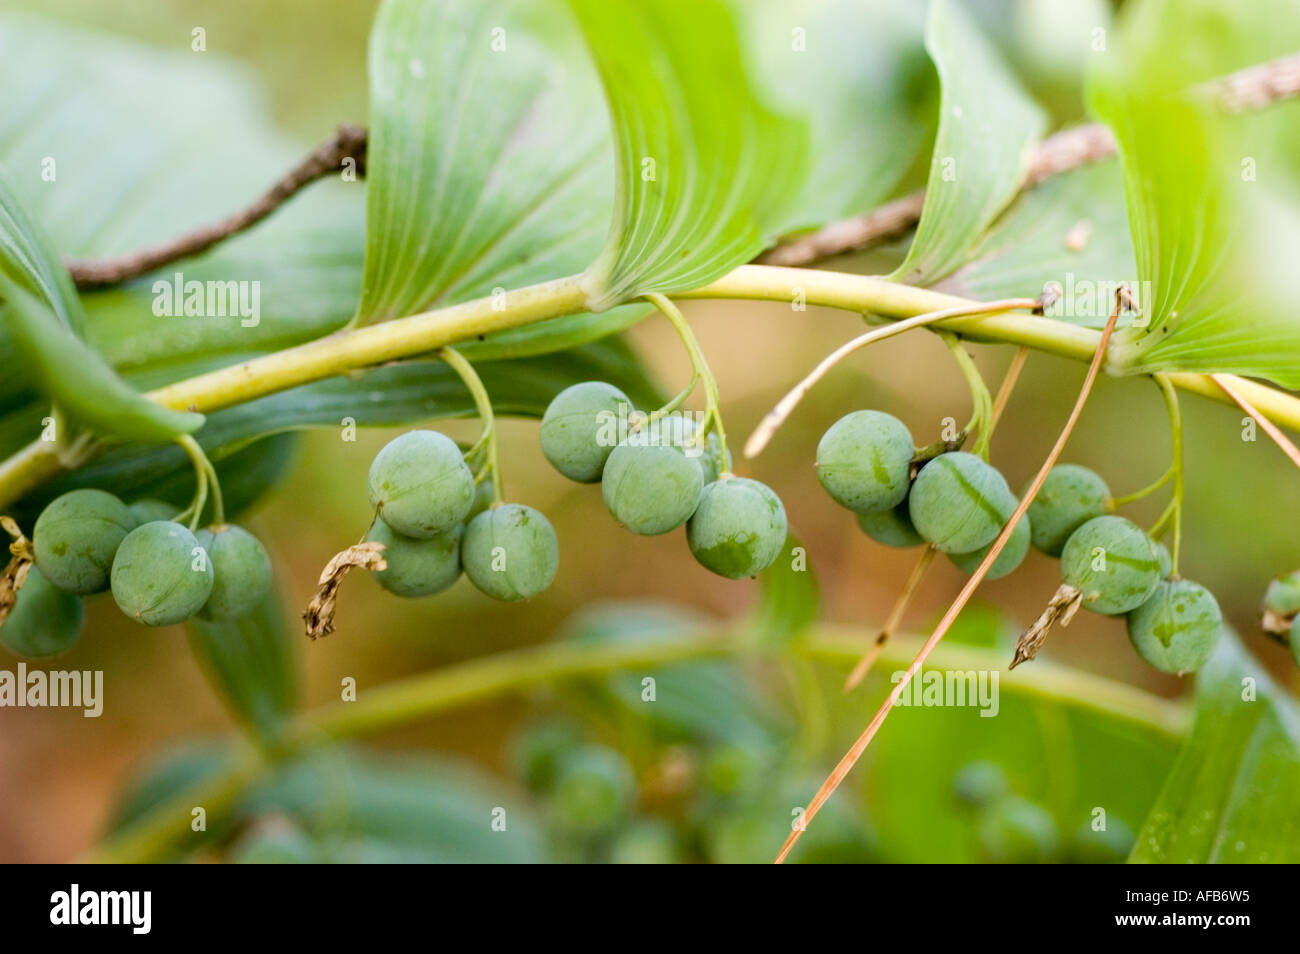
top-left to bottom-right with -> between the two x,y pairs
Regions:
1154,375 -> 1184,575
937,330 -> 994,459
1110,467 -> 1173,508
173,435 -> 211,530
2,266 -> 1300,509
645,293 -> 727,460
439,346 -> 502,504
84,623 -> 1186,864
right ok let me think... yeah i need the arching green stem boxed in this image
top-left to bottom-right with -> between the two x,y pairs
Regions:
1152,374 -> 1184,575
1110,467 -> 1173,508
439,346 -> 502,505
644,293 -> 728,463
173,434 -> 222,529
937,330 -> 993,459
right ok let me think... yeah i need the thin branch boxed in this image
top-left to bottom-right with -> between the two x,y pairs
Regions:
761,52 -> 1300,268
65,125 -> 367,288
774,290 -> 1126,864
1212,373 -> 1300,472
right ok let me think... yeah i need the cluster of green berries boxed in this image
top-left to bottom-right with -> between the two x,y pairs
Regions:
952,760 -> 1133,863
816,410 -> 1031,579
539,382 -> 787,580
817,410 -> 1222,674
1262,569 -> 1300,669
365,429 -> 557,601
1,489 -> 271,658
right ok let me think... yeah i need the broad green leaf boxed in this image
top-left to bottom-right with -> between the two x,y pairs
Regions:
569,0 -> 809,310
937,159 -> 1139,328
0,272 -> 203,442
357,0 -> 614,323
0,171 -> 84,335
1090,0 -> 1300,387
1129,633 -> 1300,863
734,0 -> 933,232
889,0 -> 1046,286
186,586 -> 297,743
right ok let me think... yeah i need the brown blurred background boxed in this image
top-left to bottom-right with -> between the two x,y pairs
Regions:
1,0 -> 1296,863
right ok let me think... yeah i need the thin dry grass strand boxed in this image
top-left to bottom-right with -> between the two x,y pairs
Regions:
744,297 -> 1038,460
1211,374 -> 1300,471
774,294 -> 1124,864
843,545 -> 937,692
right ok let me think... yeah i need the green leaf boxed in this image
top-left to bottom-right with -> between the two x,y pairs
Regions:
0,171 -> 84,336
889,0 -> 1046,286
0,272 -> 203,443
734,0 -> 933,232
1129,632 -> 1300,863
750,533 -> 819,648
569,0 -> 809,310
186,586 -> 297,743
357,0 -> 614,324
1090,0 -> 1300,387
937,159 -> 1139,328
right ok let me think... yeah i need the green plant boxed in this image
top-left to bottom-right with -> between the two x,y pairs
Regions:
2,0 -> 1299,867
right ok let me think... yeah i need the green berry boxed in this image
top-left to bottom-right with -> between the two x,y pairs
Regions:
509,719 -> 585,792
908,452 -> 1015,554
0,568 -> 84,658
367,430 -> 474,539
978,796 -> 1059,863
601,442 -> 704,535
815,410 -> 913,513
127,499 -> 178,525
952,760 -> 1010,807
1126,578 -> 1222,674
539,381 -> 631,482
609,819 -> 681,864
857,500 -> 924,548
366,518 -> 461,598
1060,515 -> 1162,615
686,478 -> 787,579
194,525 -> 272,620
461,504 -> 558,601
1264,570 -> 1300,616
33,488 -> 137,595
466,479 -> 495,521
1070,818 -> 1134,864
1025,464 -> 1110,556
948,511 -> 1031,580
111,521 -> 214,626
550,744 -> 636,835
1155,542 -> 1173,579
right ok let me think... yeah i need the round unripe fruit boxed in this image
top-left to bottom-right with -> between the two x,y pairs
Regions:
366,518 -> 461,598
948,511 -> 1032,580
1264,570 -> 1300,616
194,525 -> 272,620
1126,579 -> 1222,674
466,480 -> 495,521
539,381 -> 631,482
686,478 -> 787,579
461,504 -> 558,601
1155,543 -> 1173,579
0,568 -> 84,658
1025,464 -> 1110,556
111,521 -> 214,626
128,499 -> 178,525
1060,515 -> 1162,615
815,410 -> 913,514
33,489 -> 136,595
908,452 -> 1015,554
857,500 -> 924,548
978,796 -> 1059,863
549,744 -> 636,835
366,430 -> 474,539
601,442 -> 704,535
952,760 -> 1010,807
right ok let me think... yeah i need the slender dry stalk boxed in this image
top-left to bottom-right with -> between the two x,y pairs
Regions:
774,293 -> 1125,864
1212,374 -> 1300,471
744,297 -> 1038,459
843,545 -> 936,692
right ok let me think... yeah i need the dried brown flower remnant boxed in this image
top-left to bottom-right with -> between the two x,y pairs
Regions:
302,541 -> 387,640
